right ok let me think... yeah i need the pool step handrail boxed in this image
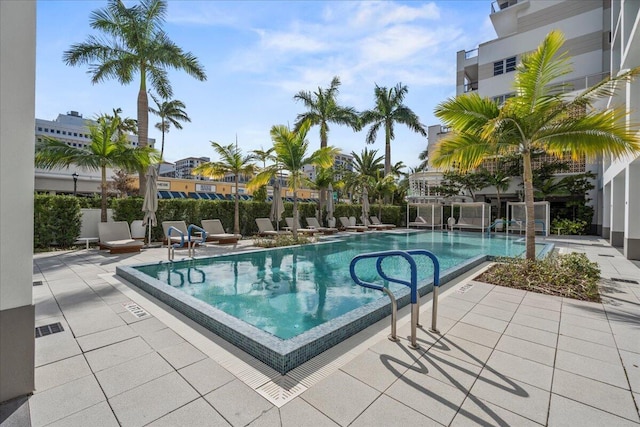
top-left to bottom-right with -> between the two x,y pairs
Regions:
349,249 -> 441,348
167,225 -> 208,260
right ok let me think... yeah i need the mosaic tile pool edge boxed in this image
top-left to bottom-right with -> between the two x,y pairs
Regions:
116,253 -> 491,374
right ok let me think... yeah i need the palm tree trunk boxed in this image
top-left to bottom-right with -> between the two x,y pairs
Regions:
160,127 -> 165,161
292,191 -> 298,240
137,71 -> 148,196
523,152 -> 536,260
384,124 -> 392,176
101,165 -> 108,222
234,175 -> 240,235
318,189 -> 326,220
496,189 -> 502,219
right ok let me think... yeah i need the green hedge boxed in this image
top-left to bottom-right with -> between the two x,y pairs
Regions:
34,195 -> 82,248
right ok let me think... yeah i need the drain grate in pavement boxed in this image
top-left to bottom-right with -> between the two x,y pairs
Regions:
598,254 -> 615,257
35,322 -> 64,338
33,281 -> 43,286
611,278 -> 639,284
123,302 -> 150,319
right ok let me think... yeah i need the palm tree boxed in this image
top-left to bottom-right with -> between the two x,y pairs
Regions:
342,147 -> 384,199
248,120 -> 338,239
108,108 -> 137,137
192,142 -> 256,236
294,76 -> 359,213
149,93 -> 191,161
479,168 -> 510,219
361,83 -> 427,176
418,146 -> 429,170
63,0 -> 207,194
432,30 -> 640,260
35,114 -> 159,222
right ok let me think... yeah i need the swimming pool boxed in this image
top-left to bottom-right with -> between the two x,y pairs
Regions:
117,231 -> 551,373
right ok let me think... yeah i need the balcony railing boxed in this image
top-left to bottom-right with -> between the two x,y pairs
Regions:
558,71 -> 609,93
464,82 -> 478,93
464,48 -> 478,60
491,0 -> 519,14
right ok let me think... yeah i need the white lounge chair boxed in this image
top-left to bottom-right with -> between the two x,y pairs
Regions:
370,216 -> 395,229
130,219 -> 146,240
98,221 -> 144,254
201,219 -> 241,244
408,216 -> 431,228
255,218 -> 292,237
285,217 -> 319,235
339,217 -> 367,232
306,217 -> 338,234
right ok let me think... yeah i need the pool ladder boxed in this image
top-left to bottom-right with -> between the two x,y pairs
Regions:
349,250 -> 440,349
167,225 -> 207,260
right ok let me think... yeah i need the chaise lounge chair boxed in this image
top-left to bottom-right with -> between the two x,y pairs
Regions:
285,217 -> 319,236
361,216 -> 393,230
98,221 -> 144,254
306,217 -> 338,235
339,216 -> 368,232
201,219 -> 241,244
255,218 -> 292,237
370,216 -> 395,229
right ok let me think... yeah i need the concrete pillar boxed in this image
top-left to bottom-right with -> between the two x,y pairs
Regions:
0,1 -> 36,402
624,164 -> 640,260
610,173 -> 625,247
602,182 -> 611,239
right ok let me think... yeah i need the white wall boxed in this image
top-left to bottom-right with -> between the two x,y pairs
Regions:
0,0 -> 36,311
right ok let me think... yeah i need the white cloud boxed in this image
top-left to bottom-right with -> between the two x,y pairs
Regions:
256,29 -> 329,53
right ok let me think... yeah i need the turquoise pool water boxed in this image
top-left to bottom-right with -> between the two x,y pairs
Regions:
133,231 -> 545,340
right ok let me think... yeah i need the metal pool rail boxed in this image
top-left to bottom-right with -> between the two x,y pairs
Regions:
349,249 -> 441,348
167,225 -> 207,260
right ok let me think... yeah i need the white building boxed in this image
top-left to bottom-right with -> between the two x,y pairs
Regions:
34,111 -> 156,195
174,156 -> 210,180
601,0 -> 640,259
303,152 -> 354,182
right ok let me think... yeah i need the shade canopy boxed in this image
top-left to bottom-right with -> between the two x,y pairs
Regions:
142,166 -> 158,246
270,180 -> 285,229
326,183 -> 335,225
361,187 -> 370,223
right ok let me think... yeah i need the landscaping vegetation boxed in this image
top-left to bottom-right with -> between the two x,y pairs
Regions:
477,253 -> 601,302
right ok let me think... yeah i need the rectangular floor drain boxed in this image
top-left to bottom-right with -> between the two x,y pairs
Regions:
35,322 -> 64,338
598,254 -> 615,257
33,281 -> 43,286
611,278 -> 639,284
123,302 -> 150,319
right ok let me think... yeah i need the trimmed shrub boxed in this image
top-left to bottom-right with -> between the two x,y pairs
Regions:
34,194 -> 81,249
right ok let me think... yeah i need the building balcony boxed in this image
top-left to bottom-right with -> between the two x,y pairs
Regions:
490,0 -> 520,14
464,82 -> 478,93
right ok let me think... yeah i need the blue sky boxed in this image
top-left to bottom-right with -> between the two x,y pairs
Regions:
36,1 -> 495,169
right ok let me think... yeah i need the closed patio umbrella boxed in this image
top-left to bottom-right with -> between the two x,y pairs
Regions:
361,187 -> 370,225
270,180 -> 285,231
326,183 -> 335,227
142,166 -> 158,246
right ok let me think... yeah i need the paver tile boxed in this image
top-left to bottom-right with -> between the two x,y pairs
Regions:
552,369 -> 639,422
96,351 -> 174,398
351,394 -> 440,426
300,370 -> 380,426
561,312 -> 611,332
129,317 -> 167,336
614,330 -> 640,354
368,336 -> 427,366
555,349 -> 629,389
451,395 -> 541,427
205,379 -> 274,427
619,350 -> 640,391
447,322 -> 502,348
503,322 -> 558,348
29,375 -> 105,427
495,335 -> 556,366
385,367 -> 467,425
141,327 -> 185,351
158,341 -> 207,370
469,373 -> 550,425
179,358 -> 235,395
76,325 -> 137,352
279,397 -> 339,427
417,350 -> 483,391
520,295 -> 562,311
84,336 -> 153,372
548,394 -> 639,427
556,335 -> 621,364
64,305 -> 126,337
246,407 -> 280,427
483,350 -> 553,391
516,305 -> 561,322
511,313 -> 559,333
148,398 -> 230,427
558,322 -> 616,346
109,372 -> 199,427
431,334 -> 494,367
340,349 -> 407,392
46,402 -> 119,427
34,321 -> 82,367
470,303 -> 515,321
35,354 -> 91,392
460,312 -> 508,333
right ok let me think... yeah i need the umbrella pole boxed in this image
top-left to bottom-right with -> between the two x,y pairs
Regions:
147,222 -> 152,247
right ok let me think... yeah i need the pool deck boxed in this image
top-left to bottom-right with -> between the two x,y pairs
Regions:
2,234 -> 640,426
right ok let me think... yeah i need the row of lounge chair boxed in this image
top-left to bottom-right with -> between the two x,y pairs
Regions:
255,216 -> 395,237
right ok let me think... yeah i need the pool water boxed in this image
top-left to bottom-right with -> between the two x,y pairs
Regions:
133,231 -> 544,340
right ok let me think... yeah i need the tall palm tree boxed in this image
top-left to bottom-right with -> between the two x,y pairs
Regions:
63,0 -> 207,194
361,83 -> 427,176
248,120 -> 338,239
192,142 -> 256,236
432,30 -> 640,260
294,76 -> 359,213
35,114 -> 159,222
149,93 -> 190,161
108,108 -> 137,137
342,147 -> 384,198
479,168 -> 510,219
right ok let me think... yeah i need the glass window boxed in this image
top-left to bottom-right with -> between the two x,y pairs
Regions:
37,127 -> 42,131
73,132 -> 78,137
56,130 -> 60,134
44,128 -> 49,132
506,56 -> 517,72
493,61 -> 504,76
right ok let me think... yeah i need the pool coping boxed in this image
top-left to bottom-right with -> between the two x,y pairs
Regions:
116,235 -> 554,374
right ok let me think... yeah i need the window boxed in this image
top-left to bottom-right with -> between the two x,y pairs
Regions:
44,128 -> 49,132
73,132 -> 77,137
56,130 -> 60,134
37,127 -> 42,131
62,131 -> 66,135
493,56 -> 517,76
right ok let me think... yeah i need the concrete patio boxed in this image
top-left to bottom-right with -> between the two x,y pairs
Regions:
1,235 -> 639,426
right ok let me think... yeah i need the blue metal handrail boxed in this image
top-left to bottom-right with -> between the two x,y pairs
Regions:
350,249 -> 441,348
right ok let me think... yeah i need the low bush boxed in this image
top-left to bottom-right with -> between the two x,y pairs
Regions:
476,252 -> 600,302
551,218 -> 588,235
34,194 -> 82,249
253,235 -> 312,248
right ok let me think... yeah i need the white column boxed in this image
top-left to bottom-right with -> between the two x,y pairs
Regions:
624,163 -> 640,260
602,182 -> 611,239
610,173 -> 625,247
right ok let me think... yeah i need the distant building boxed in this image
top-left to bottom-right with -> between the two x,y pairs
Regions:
174,156 -> 210,180
34,111 -> 156,194
302,152 -> 353,181
158,161 -> 176,178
